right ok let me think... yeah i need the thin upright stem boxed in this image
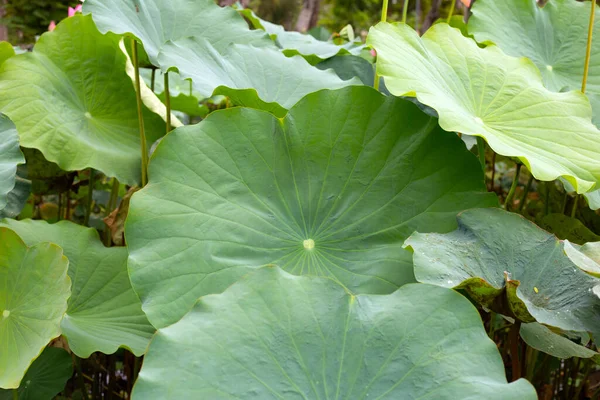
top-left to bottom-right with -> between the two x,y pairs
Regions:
509,321 -> 522,381
402,0 -> 409,23
582,0 -> 596,93
518,173 -> 534,213
12,389 -> 17,400
505,163 -> 522,211
571,194 -> 580,218
164,71 -> 172,134
84,169 -> 94,226
447,0 -> 456,23
373,0 -> 390,90
476,136 -> 485,175
131,38 -> 149,187
150,68 -> 156,92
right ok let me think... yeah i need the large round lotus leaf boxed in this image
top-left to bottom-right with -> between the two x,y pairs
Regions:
0,228 -> 70,389
238,7 -> 363,64
404,208 -> 600,337
133,267 -> 536,399
0,219 -> 155,357
159,40 -> 361,117
564,240 -> 600,277
0,15 -> 166,186
83,0 -> 271,66
0,115 -> 24,211
0,347 -> 73,400
317,55 -> 376,86
125,86 -> 498,328
367,22 -> 600,193
469,0 -> 600,124
520,322 -> 600,362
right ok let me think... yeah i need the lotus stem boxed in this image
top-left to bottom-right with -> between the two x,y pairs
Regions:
84,168 -> 94,226
518,173 -> 534,213
373,0 -> 390,90
476,136 -> 485,175
131,38 -> 149,187
447,0 -> 456,23
504,163 -> 522,211
164,71 -> 172,133
509,320 -> 522,381
150,68 -> 156,92
571,194 -> 580,218
12,389 -> 17,400
582,0 -> 596,93
402,0 -> 409,23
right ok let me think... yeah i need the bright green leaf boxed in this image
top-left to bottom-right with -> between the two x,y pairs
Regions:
125,86 -> 498,328
140,69 -> 207,117
133,267 -> 536,399
564,240 -> 600,277
367,22 -> 600,193
0,42 -> 15,66
520,322 -> 600,362
159,39 -> 361,117
0,228 -> 70,389
83,0 -> 272,65
0,115 -> 24,211
0,219 -> 155,357
0,347 -> 73,400
0,15 -> 165,186
405,208 -> 600,337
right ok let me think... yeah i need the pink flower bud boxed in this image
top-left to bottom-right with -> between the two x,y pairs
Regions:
68,4 -> 82,17
370,49 -> 377,57
48,20 -> 57,31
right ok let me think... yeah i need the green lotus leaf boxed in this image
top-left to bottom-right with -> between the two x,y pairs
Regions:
520,322 -> 600,362
0,347 -> 73,400
0,15 -> 166,186
405,208 -> 600,337
159,39 -> 361,117
317,55 -> 375,86
125,86 -> 498,328
0,115 -> 24,211
0,171 -> 30,219
133,267 -> 535,399
140,69 -> 207,117
0,228 -> 70,389
0,42 -> 14,66
239,7 -> 363,64
0,219 -> 155,357
564,240 -> 600,277
540,213 -> 600,244
83,0 -> 271,66
469,0 -> 600,123
367,22 -> 600,193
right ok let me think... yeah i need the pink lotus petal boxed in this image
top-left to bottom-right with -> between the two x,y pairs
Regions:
48,20 -> 57,31
370,49 -> 377,57
68,7 -> 76,17
75,4 -> 83,12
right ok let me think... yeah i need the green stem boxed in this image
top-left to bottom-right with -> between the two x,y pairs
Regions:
131,38 -> 149,187
505,163 -> 522,211
150,68 -> 156,92
476,136 -> 485,175
104,178 -> 120,247
84,169 -> 94,226
373,0 -> 390,90
582,0 -> 596,93
12,389 -> 17,400
402,0 -> 409,23
571,194 -> 580,218
518,174 -> 534,213
524,346 -> 538,382
164,71 -> 172,134
447,0 -> 456,23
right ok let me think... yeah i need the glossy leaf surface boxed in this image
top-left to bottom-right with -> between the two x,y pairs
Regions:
0,115 -> 24,211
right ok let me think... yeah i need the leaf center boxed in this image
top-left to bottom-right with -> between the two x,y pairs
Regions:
303,239 -> 315,250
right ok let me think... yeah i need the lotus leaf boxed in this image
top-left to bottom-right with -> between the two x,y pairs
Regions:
0,219 -> 155,357
367,22 -> 600,193
0,115 -> 24,211
405,208 -> 600,337
125,86 -> 498,328
0,228 -> 70,388
133,267 -> 536,399
0,15 -> 165,186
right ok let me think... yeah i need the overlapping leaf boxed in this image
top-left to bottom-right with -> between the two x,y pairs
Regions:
133,267 -> 536,399
520,322 -> 600,362
0,115 -> 24,211
0,15 -> 165,186
83,0 -> 272,65
405,208 -> 600,338
125,86 -> 497,328
239,7 -> 363,64
367,22 -> 600,193
159,39 -> 361,117
140,69 -> 207,117
0,228 -> 70,389
0,219 -> 155,357
0,347 -> 73,400
564,240 -> 600,277
0,42 -> 14,66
